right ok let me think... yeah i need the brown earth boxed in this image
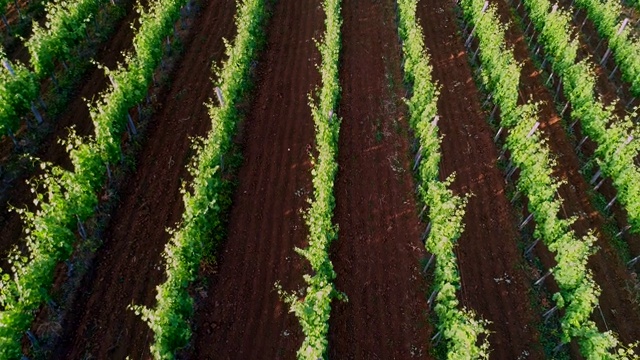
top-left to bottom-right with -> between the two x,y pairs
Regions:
416,0 -> 545,358
50,0 -> 237,358
190,0 -> 323,358
327,0 -> 435,358
497,0 -> 640,348
0,0 -> 137,271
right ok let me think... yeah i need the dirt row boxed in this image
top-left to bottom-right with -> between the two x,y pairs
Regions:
326,0 -> 436,357
50,0 -> 237,357
494,0 -> 640,349
190,0 -> 322,357
416,0 -> 545,358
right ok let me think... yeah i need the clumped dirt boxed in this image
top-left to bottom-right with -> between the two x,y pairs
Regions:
497,0 -> 640,348
327,0 -> 435,358
190,0 -> 323,358
416,0 -> 545,358
50,0 -> 237,358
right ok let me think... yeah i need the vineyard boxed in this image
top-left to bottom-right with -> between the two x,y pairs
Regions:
0,0 -> 639,358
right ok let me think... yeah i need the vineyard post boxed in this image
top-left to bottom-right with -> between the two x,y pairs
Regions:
524,239 -> 540,256
3,59 -> 43,124
77,215 -> 87,240
526,121 -> 540,138
1,14 -> 10,33
614,135 -> 633,156
625,96 -> 635,108
12,0 -> 21,17
413,146 -> 423,170
215,86 -> 224,106
494,126 -> 503,142
554,79 -> 562,101
423,253 -> 435,273
561,102 -> 570,117
590,169 -> 601,184
601,19 -> 629,66
593,177 -> 605,191
127,112 -> 137,136
418,204 -> 427,219
575,135 -> 588,150
579,15 -> 588,32
616,224 -> 631,238
427,289 -> 438,309
421,222 -> 431,242
605,195 -> 617,211
534,269 -> 551,285
519,213 -> 534,229
464,1 -> 489,47
7,129 -> 18,146
30,103 -> 43,124
106,163 -> 112,182
543,305 -> 557,321
608,64 -> 618,79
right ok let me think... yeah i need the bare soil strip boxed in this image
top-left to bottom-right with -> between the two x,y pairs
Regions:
327,0 -> 435,358
190,0 -> 323,358
495,0 -> 640,347
50,0 -> 237,358
415,0 -> 545,358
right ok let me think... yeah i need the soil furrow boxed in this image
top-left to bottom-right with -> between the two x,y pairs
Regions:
327,0 -> 434,358
495,0 -> 640,347
50,0 -> 237,358
191,0 -> 322,357
415,0 -> 545,358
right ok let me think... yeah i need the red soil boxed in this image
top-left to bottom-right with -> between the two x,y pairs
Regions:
190,0 -> 323,357
51,0 -> 237,358
416,0 -> 545,358
327,0 -> 435,358
498,0 -> 640,347
0,0 -> 136,271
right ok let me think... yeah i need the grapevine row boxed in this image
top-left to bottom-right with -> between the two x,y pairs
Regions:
397,0 -> 490,358
0,0 -> 188,356
129,0 -> 268,358
277,0 -> 343,358
0,0 -> 111,138
519,0 -> 640,253
460,0 -> 635,357
571,0 -> 640,97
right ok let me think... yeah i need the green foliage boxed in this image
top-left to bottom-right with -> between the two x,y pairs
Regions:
397,0 -> 491,358
278,0 -> 344,358
0,0 -> 113,138
573,0 -> 640,96
0,50 -> 39,136
26,0 -> 107,78
462,0 -> 638,357
524,0 -> 640,239
130,0 -> 267,359
0,0 -> 192,355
